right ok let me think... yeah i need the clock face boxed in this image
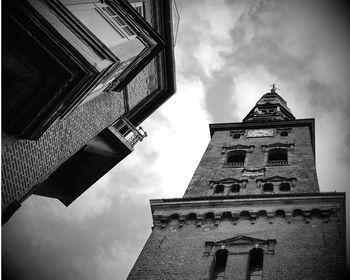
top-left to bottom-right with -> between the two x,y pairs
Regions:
247,129 -> 274,138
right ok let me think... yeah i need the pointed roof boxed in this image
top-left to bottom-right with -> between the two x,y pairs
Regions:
243,85 -> 295,123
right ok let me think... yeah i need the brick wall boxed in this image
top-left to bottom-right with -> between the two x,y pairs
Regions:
184,125 -> 319,198
127,212 -> 347,280
1,91 -> 125,210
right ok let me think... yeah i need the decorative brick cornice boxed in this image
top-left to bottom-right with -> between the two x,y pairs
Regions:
150,193 -> 345,230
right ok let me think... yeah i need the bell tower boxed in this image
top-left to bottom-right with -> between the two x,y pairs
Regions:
127,87 -> 347,280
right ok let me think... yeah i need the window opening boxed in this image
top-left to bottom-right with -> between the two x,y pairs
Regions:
212,249 -> 228,280
231,184 -> 240,193
279,182 -> 290,192
233,133 -> 241,139
67,3 -> 137,49
280,131 -> 288,137
215,185 -> 225,193
248,248 -> 263,280
225,150 -> 246,168
263,183 -> 273,192
267,148 -> 288,166
131,2 -> 145,17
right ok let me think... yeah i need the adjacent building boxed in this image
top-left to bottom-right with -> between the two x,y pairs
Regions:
127,86 -> 347,279
2,0 -> 179,223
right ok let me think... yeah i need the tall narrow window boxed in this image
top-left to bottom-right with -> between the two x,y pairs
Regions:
212,249 -> 228,280
248,248 -> 263,280
267,148 -> 288,166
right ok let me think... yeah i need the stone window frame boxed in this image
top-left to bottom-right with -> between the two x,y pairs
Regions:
209,178 -> 248,196
256,176 -> 297,193
261,142 -> 294,166
222,144 -> 254,168
202,236 -> 276,280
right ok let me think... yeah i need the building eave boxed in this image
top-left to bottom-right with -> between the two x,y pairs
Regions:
127,0 -> 176,126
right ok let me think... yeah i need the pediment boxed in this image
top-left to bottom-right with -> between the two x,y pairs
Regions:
257,176 -> 294,183
209,178 -> 247,186
265,142 -> 291,148
227,144 -> 253,150
214,235 -> 269,246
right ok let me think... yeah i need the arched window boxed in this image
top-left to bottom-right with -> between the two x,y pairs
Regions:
226,150 -> 246,167
263,183 -> 274,192
267,148 -> 288,166
248,248 -> 263,280
279,182 -> 290,191
231,184 -> 240,193
212,249 -> 228,280
214,185 -> 225,193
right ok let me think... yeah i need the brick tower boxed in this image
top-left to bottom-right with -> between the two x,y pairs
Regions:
127,86 -> 347,280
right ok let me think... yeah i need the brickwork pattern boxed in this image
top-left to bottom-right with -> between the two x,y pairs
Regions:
184,126 -> 319,198
127,213 -> 346,280
127,62 -> 155,110
1,91 -> 126,210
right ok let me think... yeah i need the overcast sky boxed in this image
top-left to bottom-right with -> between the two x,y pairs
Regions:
2,0 -> 350,279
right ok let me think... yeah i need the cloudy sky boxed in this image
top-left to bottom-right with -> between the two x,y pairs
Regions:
2,0 -> 350,279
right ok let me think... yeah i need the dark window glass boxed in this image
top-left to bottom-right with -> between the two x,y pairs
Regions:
248,248 -> 263,280
231,184 -> 240,193
263,183 -> 273,192
215,185 -> 224,193
267,148 -> 288,166
212,249 -> 228,279
226,150 -> 246,167
279,182 -> 290,191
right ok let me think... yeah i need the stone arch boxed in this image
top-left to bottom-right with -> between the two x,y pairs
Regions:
211,249 -> 228,280
311,208 -> 322,219
292,209 -> 304,220
222,211 -> 232,220
240,210 -> 250,220
248,247 -> 264,279
275,209 -> 286,218
187,213 -> 197,221
205,212 -> 214,220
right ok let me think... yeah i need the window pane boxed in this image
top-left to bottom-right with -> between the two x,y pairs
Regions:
67,5 -> 124,47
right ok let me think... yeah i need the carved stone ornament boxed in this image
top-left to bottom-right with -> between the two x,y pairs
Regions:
209,178 -> 248,189
241,168 -> 266,178
247,129 -> 274,138
230,130 -> 245,139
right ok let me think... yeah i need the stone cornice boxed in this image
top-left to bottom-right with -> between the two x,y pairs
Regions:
150,193 -> 345,228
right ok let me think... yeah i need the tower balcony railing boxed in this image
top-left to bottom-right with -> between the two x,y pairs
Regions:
113,117 -> 147,147
223,162 -> 244,168
267,160 -> 288,166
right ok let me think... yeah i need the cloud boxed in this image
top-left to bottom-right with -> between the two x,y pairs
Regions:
3,0 -> 350,278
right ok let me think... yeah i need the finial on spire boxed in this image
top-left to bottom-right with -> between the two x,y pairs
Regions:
269,83 -> 280,93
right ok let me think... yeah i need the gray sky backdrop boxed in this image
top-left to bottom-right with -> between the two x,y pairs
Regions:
2,0 -> 350,279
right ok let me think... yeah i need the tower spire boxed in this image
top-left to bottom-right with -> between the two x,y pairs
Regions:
243,85 -> 295,122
